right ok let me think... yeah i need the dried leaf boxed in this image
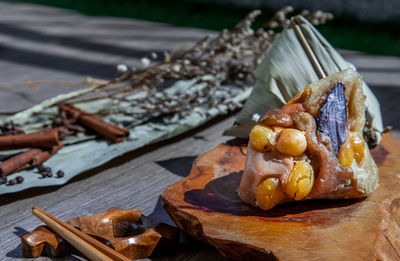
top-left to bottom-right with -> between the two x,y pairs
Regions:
0,79 -> 251,195
224,16 -> 383,147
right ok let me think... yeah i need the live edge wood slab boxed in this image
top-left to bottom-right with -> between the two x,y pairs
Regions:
162,133 -> 400,261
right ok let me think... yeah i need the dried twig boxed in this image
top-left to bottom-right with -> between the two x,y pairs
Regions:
0,77 -> 107,89
2,7 -> 333,124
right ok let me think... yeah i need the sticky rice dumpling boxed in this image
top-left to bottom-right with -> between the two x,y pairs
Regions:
238,69 -> 378,210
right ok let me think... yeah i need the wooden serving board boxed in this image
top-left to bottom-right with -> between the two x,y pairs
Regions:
162,134 -> 400,261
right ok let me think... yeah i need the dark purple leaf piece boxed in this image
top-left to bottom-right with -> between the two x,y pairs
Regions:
316,82 -> 347,156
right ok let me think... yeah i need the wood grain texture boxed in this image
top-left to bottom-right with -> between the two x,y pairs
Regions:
0,2 -> 399,261
162,133 -> 400,261
0,114 -> 235,261
0,2 -> 213,118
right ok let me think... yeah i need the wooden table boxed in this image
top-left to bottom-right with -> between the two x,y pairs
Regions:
0,2 -> 400,260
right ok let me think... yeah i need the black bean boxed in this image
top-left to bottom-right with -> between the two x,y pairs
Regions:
37,164 -> 45,172
47,171 -> 53,178
56,170 -> 64,178
0,176 -> 7,185
16,176 -> 24,183
316,82 -> 347,156
8,179 -> 17,185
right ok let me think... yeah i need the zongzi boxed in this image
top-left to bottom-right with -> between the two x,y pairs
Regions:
238,69 -> 378,210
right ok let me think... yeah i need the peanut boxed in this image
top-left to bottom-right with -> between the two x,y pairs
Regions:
256,177 -> 285,210
275,128 -> 307,156
350,132 -> 365,164
258,109 -> 293,127
338,140 -> 353,167
338,132 -> 365,167
285,160 -> 314,200
249,125 -> 276,152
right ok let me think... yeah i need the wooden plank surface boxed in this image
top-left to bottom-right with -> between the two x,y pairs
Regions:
0,2 -> 400,261
0,1 -> 212,116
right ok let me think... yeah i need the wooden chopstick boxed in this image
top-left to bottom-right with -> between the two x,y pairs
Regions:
32,206 -> 131,261
290,17 -> 326,79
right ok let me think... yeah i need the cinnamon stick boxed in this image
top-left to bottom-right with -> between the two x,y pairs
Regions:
0,129 -> 59,150
0,142 -> 64,176
58,104 -> 129,142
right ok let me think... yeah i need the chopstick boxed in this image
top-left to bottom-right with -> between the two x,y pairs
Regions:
32,206 -> 131,261
290,17 -> 326,79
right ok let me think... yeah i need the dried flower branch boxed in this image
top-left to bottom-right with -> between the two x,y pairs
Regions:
0,77 -> 107,89
89,6 -> 332,119
265,6 -> 333,28
0,8 -> 335,186
1,7 -> 333,126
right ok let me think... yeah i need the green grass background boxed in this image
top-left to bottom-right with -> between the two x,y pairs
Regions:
5,0 -> 400,56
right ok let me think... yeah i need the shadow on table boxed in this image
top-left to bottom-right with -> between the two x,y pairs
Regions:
0,22 -> 163,79
148,197 -> 231,261
149,154 -> 207,226
184,171 -> 364,223
5,227 -> 27,258
156,155 -> 198,177
8,227 -> 92,260
148,195 -> 176,227
150,155 -> 232,260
